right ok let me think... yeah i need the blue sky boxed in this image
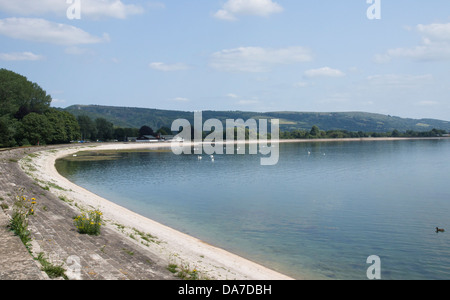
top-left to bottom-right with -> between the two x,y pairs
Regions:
1,0 -> 450,120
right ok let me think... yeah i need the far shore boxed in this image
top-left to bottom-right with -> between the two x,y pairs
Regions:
18,136 -> 449,280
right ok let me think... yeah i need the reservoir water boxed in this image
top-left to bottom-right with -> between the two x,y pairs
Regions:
56,139 -> 450,279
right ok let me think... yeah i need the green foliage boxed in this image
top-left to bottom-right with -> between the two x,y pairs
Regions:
8,191 -> 37,249
77,115 -> 97,140
0,116 -> 20,147
77,114 -> 138,141
156,126 -> 173,135
73,209 -> 103,236
309,125 -> 321,137
95,118 -> 114,141
280,127 -> 447,139
167,263 -> 203,280
0,69 -> 51,119
114,127 -> 139,141
36,253 -> 67,279
45,110 -> 81,144
139,125 -> 155,136
20,112 -> 52,145
0,69 -> 81,147
64,104 -> 450,134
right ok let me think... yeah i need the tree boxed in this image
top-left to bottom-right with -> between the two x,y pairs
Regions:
392,129 -> 400,137
62,111 -> 82,142
0,69 -> 51,120
114,127 -> 139,141
139,125 -> 155,137
77,115 -> 96,141
156,126 -> 172,136
310,125 -> 320,137
95,118 -> 114,141
45,109 -> 81,143
0,116 -> 19,147
19,113 -> 51,145
0,69 -> 81,147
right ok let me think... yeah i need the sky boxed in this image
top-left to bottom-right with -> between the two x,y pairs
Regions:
1,0 -> 450,121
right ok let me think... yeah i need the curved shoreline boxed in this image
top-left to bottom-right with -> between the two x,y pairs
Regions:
23,142 -> 295,280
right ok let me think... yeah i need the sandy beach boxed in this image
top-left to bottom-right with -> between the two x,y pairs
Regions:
21,142 -> 294,280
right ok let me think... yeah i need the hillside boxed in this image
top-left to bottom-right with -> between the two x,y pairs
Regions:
63,105 -> 450,133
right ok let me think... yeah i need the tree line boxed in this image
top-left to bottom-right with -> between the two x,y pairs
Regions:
76,116 -> 173,142
1,69 -> 447,148
280,125 -> 448,140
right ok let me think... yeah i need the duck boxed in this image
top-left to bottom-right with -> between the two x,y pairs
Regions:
436,227 -> 445,233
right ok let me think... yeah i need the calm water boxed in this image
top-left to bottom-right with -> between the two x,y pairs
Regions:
56,139 -> 450,280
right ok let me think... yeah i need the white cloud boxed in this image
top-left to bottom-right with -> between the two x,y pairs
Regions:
214,0 -> 283,21
210,46 -> 313,72
0,0 -> 144,20
149,62 -> 189,72
80,0 -> 144,20
375,22 -> 450,62
304,67 -> 345,78
0,51 -> 44,61
418,23 -> 450,43
0,18 -> 109,45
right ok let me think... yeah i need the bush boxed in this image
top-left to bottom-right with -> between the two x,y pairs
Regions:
74,210 -> 103,236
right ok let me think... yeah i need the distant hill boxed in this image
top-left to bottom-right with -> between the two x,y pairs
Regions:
63,105 -> 450,133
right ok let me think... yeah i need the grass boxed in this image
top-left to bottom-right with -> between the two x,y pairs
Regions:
6,191 -> 68,279
59,195 -> 73,205
122,248 -> 134,256
0,197 -> 7,211
132,227 -> 159,244
113,223 -> 160,247
8,192 -> 36,250
36,253 -> 67,279
46,182 -> 67,191
9,211 -> 32,248
167,263 -> 202,280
